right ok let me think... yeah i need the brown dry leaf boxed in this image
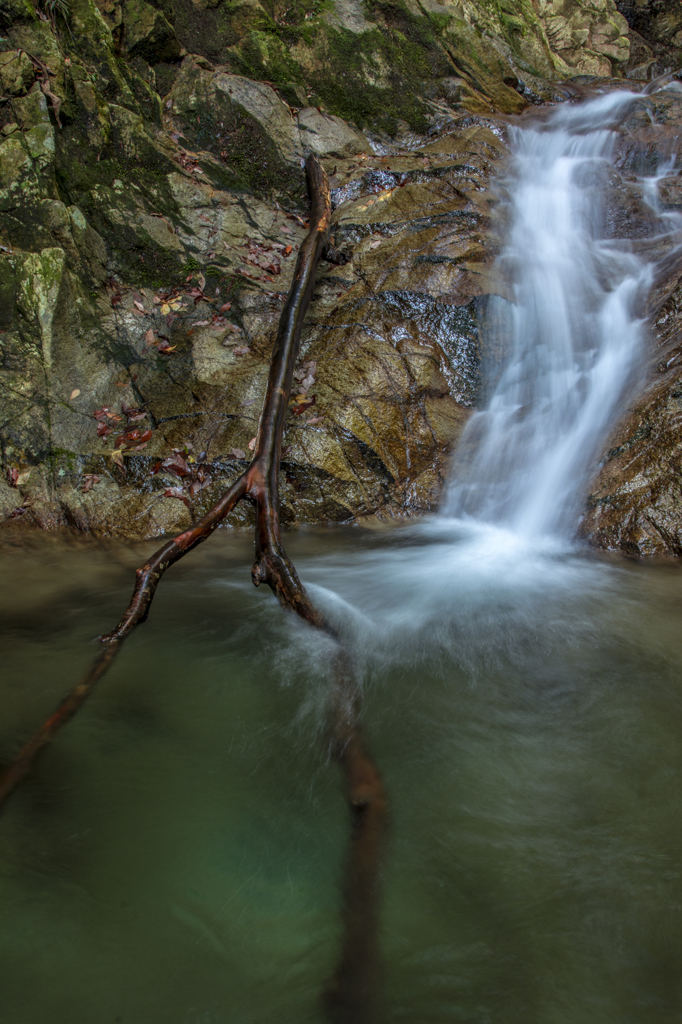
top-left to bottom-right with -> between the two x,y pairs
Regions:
144,328 -> 156,346
133,299 -> 146,312
82,473 -> 101,493
115,427 -> 153,449
110,450 -> 125,468
230,447 -> 246,459
193,319 -> 210,327
292,395 -> 316,416
164,486 -> 190,507
248,437 -> 257,451
70,388 -> 80,401
161,452 -> 190,478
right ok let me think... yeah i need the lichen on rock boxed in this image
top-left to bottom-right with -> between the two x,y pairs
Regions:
0,0 -> 680,550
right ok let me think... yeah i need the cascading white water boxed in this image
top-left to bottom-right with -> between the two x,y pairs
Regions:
444,90 -> 656,540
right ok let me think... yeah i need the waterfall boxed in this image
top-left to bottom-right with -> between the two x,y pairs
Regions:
444,90 -> 656,540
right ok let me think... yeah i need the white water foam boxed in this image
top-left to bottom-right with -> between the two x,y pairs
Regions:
443,90 -> 657,540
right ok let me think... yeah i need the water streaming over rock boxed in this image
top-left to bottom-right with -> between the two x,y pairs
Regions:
3,89 -> 682,1024
444,91 -> 657,539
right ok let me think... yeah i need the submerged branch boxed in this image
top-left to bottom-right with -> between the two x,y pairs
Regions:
0,154 -> 388,1022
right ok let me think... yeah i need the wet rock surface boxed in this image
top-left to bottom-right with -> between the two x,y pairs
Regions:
580,89 -> 682,557
0,0 -> 681,548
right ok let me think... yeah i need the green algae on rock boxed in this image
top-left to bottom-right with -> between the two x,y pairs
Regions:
0,0 -> 680,548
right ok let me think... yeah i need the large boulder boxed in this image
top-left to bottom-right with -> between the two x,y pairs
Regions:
123,0 -> 182,63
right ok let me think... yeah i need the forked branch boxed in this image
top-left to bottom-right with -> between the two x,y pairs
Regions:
0,154 -> 388,1023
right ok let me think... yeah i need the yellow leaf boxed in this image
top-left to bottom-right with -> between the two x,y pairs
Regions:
161,303 -> 170,315
16,468 -> 31,486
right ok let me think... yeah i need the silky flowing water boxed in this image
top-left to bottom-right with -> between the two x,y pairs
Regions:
2,90 -> 682,1022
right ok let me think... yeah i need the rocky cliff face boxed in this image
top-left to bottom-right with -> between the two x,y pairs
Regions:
0,0 -> 680,548
579,88 -> 682,558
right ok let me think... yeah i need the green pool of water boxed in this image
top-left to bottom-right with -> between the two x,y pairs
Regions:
1,524 -> 682,1023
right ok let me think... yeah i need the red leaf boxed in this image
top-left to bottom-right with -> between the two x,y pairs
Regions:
292,395 -> 316,416
115,428 -> 152,449
161,453 -> 190,477
82,473 -> 102,493
164,487 -> 190,507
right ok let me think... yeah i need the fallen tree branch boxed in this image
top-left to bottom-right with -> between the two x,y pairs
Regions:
0,154 -> 388,1022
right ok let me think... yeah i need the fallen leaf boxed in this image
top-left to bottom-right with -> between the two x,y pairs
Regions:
307,415 -> 325,425
115,428 -> 153,449
160,303 -> 170,315
110,450 -> 125,468
82,473 -> 101,493
7,500 -> 33,518
133,299 -> 146,312
193,319 -> 211,327
292,395 -> 316,415
248,436 -> 257,451
369,238 -> 381,249
241,398 -> 255,406
6,467 -> 18,487
233,346 -> 251,357
15,468 -> 31,486
161,453 -> 190,477
220,302 -> 232,312
164,486 -> 190,507
70,388 -> 80,401
230,448 -> 246,459
144,328 -> 156,346
114,381 -> 127,387
157,339 -> 176,354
